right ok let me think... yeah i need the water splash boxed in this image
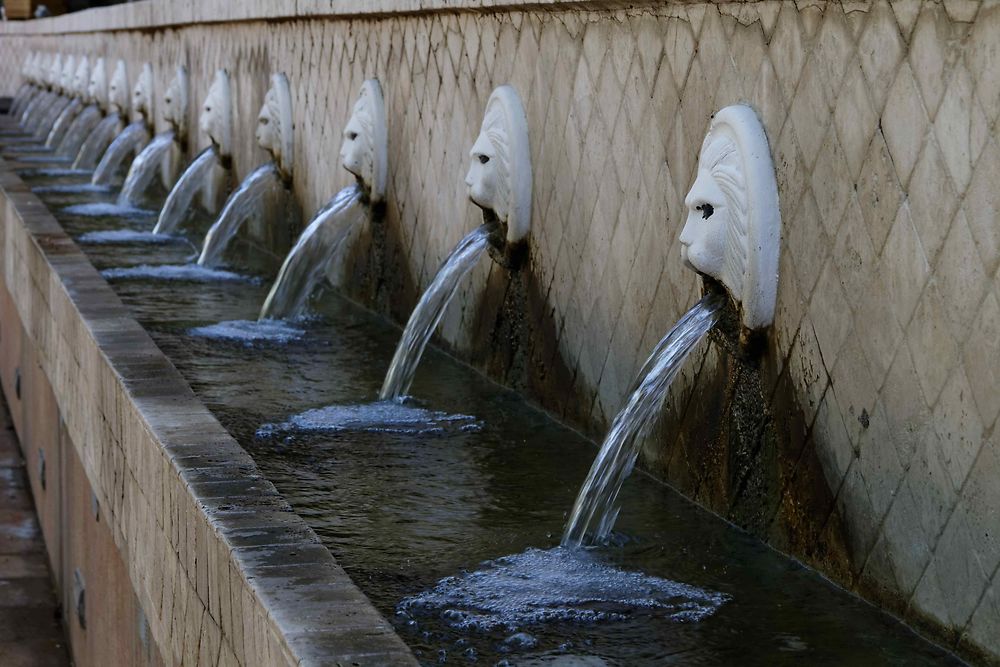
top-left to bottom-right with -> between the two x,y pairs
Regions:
62,202 -> 153,218
259,185 -> 365,320
9,155 -> 71,164
190,319 -> 307,345
198,163 -> 282,267
101,263 -> 252,283
33,183 -> 114,195
92,121 -> 149,186
398,547 -> 728,632
17,168 -> 90,178
379,225 -> 493,400
78,230 -> 185,245
72,112 -> 121,170
562,294 -> 723,548
45,98 -> 82,148
153,147 -> 219,235
117,131 -> 175,207
258,399 -> 482,437
4,144 -> 52,155
56,105 -> 101,159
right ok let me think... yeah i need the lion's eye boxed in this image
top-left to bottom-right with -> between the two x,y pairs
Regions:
696,204 -> 714,220
478,154 -> 490,165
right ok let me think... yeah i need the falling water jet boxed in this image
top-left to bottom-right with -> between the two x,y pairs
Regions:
153,68 -> 231,235
17,53 -> 55,128
92,122 -> 149,185
153,147 -> 222,234
259,185 -> 365,320
379,85 -> 531,400
197,163 -> 284,266
20,53 -> 61,135
259,78 -> 387,320
8,53 -> 41,120
561,293 -> 723,548
197,73 -> 296,267
562,104 -> 781,548
29,54 -> 74,142
92,62 -> 154,186
72,59 -> 128,170
117,131 -> 175,207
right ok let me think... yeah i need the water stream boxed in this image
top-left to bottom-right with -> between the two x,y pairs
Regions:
153,147 -> 219,235
18,91 -> 50,128
56,104 -> 102,159
32,95 -> 72,142
117,131 -> 175,207
25,179 -> 966,666
92,121 -> 149,186
563,294 -> 723,548
72,112 -> 121,170
197,163 -> 282,266
259,184 -> 365,320
379,224 -> 493,400
45,98 -> 82,148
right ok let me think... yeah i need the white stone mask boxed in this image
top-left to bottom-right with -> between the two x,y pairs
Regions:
679,104 -> 780,331
464,85 -> 532,244
131,63 -> 154,123
108,60 -> 130,115
88,58 -> 108,109
49,54 -> 63,90
73,58 -> 90,100
163,66 -> 189,140
199,69 -> 233,158
61,56 -> 76,94
339,79 -> 387,202
255,72 -> 294,181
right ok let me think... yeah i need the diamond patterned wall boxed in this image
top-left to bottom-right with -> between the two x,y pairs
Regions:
1,1 -> 997,661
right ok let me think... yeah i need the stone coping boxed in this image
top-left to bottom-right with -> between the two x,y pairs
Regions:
0,134 -> 416,665
1,0 -> 667,35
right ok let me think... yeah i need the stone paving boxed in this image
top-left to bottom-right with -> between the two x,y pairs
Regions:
0,392 -> 70,667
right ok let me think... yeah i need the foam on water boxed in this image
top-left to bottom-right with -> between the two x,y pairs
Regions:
78,230 -> 186,245
258,399 -> 482,437
62,202 -> 155,218
101,263 -> 252,283
13,155 -> 73,164
189,319 -> 306,345
398,547 -> 728,632
18,168 -> 90,178
33,183 -> 115,195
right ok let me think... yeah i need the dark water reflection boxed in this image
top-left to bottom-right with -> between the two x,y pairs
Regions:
35,181 -> 964,666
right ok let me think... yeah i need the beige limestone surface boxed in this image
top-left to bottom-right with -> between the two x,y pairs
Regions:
0,0 -> 998,663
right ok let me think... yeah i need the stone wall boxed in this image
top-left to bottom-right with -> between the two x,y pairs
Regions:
1,1 -> 998,663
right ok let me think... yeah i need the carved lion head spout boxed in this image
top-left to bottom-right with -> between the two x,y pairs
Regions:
48,53 -> 63,91
22,52 -> 36,82
73,57 -> 90,100
108,60 -> 130,116
255,72 -> 294,183
61,55 -> 76,96
680,104 -> 781,332
162,66 -> 189,142
465,84 -> 532,260
339,79 -> 388,203
199,69 -> 233,159
33,52 -> 49,86
88,57 -> 108,110
131,62 -> 154,124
